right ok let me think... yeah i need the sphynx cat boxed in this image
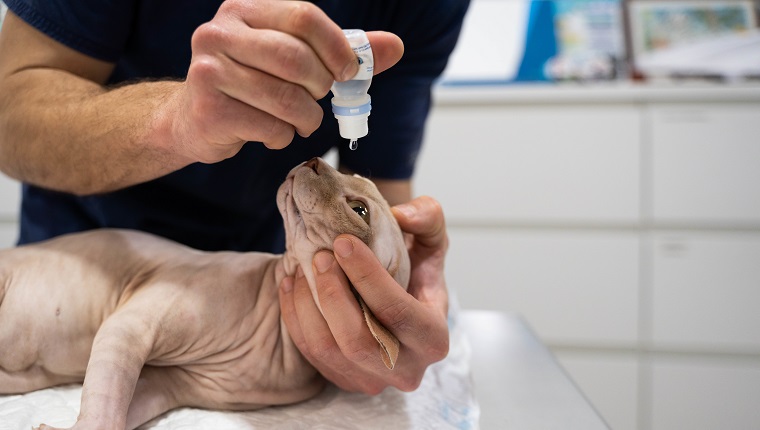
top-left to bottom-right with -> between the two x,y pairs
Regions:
0,157 -> 410,430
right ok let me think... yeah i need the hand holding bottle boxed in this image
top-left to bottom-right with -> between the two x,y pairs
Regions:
168,0 -> 403,162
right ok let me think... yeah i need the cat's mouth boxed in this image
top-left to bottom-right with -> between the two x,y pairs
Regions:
284,178 -> 302,222
277,174 -> 302,237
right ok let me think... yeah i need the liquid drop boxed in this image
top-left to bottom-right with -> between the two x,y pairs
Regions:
349,139 -> 358,151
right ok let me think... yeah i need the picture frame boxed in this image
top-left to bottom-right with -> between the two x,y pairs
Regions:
627,0 -> 757,59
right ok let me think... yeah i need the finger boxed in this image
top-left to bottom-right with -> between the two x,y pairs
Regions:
190,24 -> 325,138
365,31 -> 404,75
288,269 -> 370,392
312,250 -> 387,371
184,57 -> 297,150
198,23 -> 334,100
333,235 -> 439,347
210,51 -> 325,137
392,196 -> 448,251
226,0 -> 358,81
289,268 -> 344,369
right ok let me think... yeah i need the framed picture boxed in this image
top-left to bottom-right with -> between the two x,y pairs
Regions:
548,0 -> 627,80
628,1 -> 757,59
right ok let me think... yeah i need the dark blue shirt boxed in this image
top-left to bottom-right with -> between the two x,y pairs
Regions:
5,0 -> 468,252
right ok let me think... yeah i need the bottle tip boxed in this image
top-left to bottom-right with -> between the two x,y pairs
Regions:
349,139 -> 358,151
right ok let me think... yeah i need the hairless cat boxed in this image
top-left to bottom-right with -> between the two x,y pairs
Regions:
0,157 -> 410,430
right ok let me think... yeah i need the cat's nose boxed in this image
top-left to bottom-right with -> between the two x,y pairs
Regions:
304,157 -> 320,175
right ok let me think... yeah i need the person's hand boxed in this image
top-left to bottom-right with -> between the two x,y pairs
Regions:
279,196 -> 450,393
168,0 -> 404,163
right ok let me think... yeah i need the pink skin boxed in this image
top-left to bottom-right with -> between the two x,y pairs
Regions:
0,158 -> 408,430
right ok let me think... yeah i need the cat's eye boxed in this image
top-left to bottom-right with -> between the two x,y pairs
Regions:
348,200 -> 370,224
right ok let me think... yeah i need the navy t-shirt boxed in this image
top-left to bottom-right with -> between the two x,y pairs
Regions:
5,0 -> 468,253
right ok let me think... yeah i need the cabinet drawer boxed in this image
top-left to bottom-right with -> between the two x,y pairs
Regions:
651,356 -> 760,430
651,104 -> 760,224
651,232 -> 760,351
447,228 -> 639,345
556,351 -> 639,430
417,105 -> 641,224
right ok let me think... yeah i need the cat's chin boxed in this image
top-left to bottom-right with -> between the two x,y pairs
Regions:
276,176 -> 307,259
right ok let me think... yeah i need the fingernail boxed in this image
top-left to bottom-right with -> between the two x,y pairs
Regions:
334,237 -> 354,258
314,251 -> 334,274
395,203 -> 417,219
281,277 -> 293,294
341,59 -> 358,81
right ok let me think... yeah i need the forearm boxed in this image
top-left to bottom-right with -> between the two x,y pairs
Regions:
0,69 -> 190,195
0,1 -> 405,195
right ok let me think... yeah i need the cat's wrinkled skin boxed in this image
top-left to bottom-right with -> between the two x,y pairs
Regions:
0,157 -> 410,430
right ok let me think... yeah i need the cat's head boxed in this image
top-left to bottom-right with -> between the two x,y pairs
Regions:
276,157 -> 411,308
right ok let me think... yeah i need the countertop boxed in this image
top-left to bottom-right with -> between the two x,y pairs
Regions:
460,310 -> 609,429
433,81 -> 760,105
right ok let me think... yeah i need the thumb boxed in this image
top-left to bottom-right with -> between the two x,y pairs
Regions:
392,196 -> 447,250
366,31 -> 404,75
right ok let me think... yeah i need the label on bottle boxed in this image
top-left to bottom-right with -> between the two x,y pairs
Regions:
352,42 -> 374,80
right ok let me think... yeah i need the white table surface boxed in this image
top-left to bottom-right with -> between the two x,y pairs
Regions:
459,310 -> 610,429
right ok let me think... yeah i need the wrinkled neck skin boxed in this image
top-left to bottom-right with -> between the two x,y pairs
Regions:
279,249 -> 303,282
281,232 -> 327,311
266,250 -> 304,295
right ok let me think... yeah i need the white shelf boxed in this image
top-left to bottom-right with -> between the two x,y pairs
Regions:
433,81 -> 760,105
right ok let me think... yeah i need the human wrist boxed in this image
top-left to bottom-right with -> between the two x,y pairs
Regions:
149,81 -> 199,168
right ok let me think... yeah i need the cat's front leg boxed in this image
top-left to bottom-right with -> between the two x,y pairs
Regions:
36,308 -> 157,430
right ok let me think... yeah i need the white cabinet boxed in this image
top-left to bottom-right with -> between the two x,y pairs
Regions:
556,351 -> 639,430
447,228 -> 639,346
418,83 -> 760,430
650,104 -> 760,225
650,232 -> 760,352
416,105 -> 640,224
650,357 -> 760,430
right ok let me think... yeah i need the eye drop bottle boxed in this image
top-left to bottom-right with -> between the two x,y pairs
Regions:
331,29 -> 373,151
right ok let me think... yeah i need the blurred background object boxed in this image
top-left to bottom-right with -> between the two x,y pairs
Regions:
629,0 -> 760,81
546,0 -> 627,81
440,0 -> 760,85
441,0 -> 627,84
0,2 -> 7,30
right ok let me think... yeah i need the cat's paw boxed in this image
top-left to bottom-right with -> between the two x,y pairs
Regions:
34,424 -> 68,430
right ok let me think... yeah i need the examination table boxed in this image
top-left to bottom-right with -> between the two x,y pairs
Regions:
0,307 -> 607,429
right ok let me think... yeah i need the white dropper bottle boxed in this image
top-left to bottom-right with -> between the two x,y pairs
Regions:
331,29 -> 373,151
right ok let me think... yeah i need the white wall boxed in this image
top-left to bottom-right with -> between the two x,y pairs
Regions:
0,2 -> 7,29
0,172 -> 20,248
0,2 -> 16,246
